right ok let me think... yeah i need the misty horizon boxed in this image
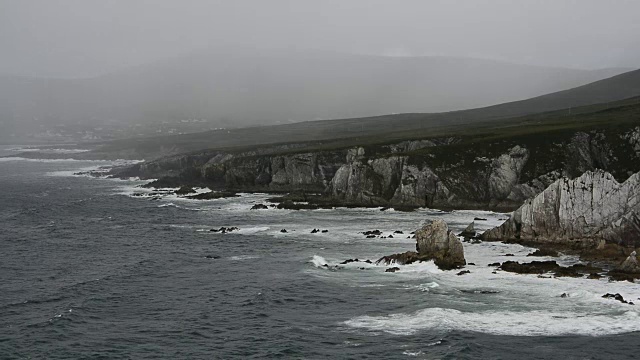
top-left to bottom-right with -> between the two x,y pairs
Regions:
1,0 -> 640,79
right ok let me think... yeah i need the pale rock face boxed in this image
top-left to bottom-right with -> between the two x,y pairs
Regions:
370,157 -> 404,193
331,146 -> 452,206
330,150 -> 401,204
483,170 -> 640,247
270,153 -> 317,186
391,164 -> 450,207
330,160 -> 385,204
488,145 -> 529,200
415,219 -> 466,268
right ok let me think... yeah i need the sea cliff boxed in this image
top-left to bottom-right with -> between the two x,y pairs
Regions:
113,125 -> 640,211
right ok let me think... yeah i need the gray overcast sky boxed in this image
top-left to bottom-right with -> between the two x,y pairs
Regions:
1,0 -> 639,78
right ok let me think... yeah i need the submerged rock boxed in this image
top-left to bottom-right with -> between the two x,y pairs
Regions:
250,204 -> 269,210
385,267 -> 400,273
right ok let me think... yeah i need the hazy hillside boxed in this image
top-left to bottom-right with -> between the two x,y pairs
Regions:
83,68 -> 640,159
0,48 -> 629,140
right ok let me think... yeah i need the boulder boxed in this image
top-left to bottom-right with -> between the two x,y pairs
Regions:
617,251 -> 640,273
459,222 -> 476,238
250,204 -> 269,210
415,219 -> 466,269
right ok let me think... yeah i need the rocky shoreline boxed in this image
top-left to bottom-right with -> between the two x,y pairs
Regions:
81,124 -> 640,281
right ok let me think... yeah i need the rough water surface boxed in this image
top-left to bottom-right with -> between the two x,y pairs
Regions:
1,146 -> 639,359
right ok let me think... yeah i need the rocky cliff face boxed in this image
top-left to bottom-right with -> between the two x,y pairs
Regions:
116,125 -> 640,211
482,170 -> 640,248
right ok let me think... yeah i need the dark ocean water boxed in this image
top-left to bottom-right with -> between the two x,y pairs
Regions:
1,147 -> 639,359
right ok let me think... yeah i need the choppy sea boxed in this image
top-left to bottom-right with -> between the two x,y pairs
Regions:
1,146 -> 639,359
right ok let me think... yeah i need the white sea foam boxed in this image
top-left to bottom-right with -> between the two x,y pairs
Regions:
158,203 -> 177,208
345,307 -> 640,336
404,282 -> 440,292
311,255 -> 329,267
402,350 -> 424,356
238,226 -> 270,234
229,255 -> 260,261
7,147 -> 90,154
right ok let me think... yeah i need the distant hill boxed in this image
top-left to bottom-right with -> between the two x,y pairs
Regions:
0,47 -> 630,139
86,68 -> 640,159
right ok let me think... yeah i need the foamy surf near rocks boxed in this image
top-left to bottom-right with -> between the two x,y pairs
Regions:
482,170 -> 640,248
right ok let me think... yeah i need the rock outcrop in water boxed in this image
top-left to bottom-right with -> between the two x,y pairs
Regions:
415,219 -> 466,269
459,222 -> 476,238
377,219 -> 465,270
617,251 -> 640,273
482,170 -> 640,248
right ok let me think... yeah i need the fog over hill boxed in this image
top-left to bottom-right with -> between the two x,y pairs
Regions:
0,48 -> 629,141
68,68 -> 640,159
